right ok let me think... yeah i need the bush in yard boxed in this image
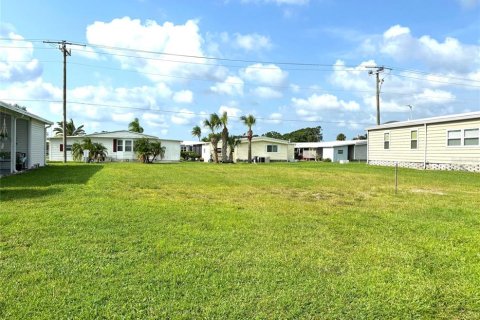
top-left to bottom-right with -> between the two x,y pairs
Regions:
134,138 -> 166,163
181,151 -> 201,161
72,138 -> 108,162
323,158 -> 332,162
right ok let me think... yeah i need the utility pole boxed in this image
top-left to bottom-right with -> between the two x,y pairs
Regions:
366,66 -> 391,125
43,40 -> 85,163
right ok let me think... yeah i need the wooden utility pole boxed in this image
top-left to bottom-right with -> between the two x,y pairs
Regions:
43,40 -> 85,162
366,66 -> 391,125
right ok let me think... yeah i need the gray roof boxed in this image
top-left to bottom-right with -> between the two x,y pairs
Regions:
366,111 -> 480,131
0,100 -> 53,125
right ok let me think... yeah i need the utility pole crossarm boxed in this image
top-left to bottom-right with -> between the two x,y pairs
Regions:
366,66 -> 392,125
43,40 -> 85,163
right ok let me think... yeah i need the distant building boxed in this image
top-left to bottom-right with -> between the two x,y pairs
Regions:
48,130 -> 181,162
366,112 -> 480,172
0,101 -> 53,176
295,140 -> 367,162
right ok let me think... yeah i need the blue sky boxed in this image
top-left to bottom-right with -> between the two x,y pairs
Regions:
0,0 -> 479,140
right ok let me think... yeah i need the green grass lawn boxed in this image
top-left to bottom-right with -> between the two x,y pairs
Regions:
1,162 -> 479,319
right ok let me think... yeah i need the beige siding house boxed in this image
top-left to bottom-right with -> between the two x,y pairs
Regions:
48,130 -> 181,162
234,137 -> 295,162
367,112 -> 480,172
0,101 -> 53,176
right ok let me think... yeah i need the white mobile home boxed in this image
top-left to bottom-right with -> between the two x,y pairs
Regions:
48,130 -> 181,162
366,112 -> 480,172
295,140 -> 367,162
0,101 -> 53,176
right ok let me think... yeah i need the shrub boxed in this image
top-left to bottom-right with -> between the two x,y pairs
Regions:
323,158 -> 332,162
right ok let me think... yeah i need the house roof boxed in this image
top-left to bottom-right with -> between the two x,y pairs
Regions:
0,100 -> 53,125
240,136 -> 294,144
295,140 -> 367,148
181,140 -> 208,145
49,130 -> 182,141
366,111 -> 480,131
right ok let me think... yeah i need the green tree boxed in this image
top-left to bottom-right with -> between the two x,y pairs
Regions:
191,125 -> 202,141
263,131 -> 283,140
53,119 -> 86,136
353,133 -> 367,140
71,138 -> 108,162
283,126 -> 322,142
203,113 -> 222,163
336,133 -> 346,141
220,111 -> 229,163
240,114 -> 256,163
227,136 -> 241,162
133,138 -> 165,163
128,118 -> 144,133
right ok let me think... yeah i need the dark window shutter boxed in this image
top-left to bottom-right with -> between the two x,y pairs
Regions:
60,144 -> 63,152
113,139 -> 117,152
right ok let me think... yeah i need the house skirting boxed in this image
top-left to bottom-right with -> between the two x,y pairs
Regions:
368,160 -> 480,173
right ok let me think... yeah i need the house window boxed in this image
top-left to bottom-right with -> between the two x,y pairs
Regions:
125,140 -> 132,152
411,130 -> 418,149
384,133 -> 390,149
117,139 -> 124,151
338,149 -> 343,154
464,129 -> 479,146
267,145 -> 278,152
60,144 -> 72,152
447,130 -> 461,146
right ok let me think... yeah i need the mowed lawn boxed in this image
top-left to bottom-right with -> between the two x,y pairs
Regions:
1,162 -> 479,319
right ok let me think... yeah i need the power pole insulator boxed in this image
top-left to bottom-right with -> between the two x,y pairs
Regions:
366,66 -> 391,125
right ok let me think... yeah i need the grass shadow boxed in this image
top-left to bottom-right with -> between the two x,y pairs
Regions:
0,164 -> 104,188
0,187 -> 63,202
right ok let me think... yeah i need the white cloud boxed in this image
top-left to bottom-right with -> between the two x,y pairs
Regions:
376,24 -> 479,73
266,112 -> 282,123
0,30 -> 42,82
170,108 -> 196,125
210,76 -> 244,95
233,33 -> 272,51
86,17 -> 213,83
112,112 -> 135,123
240,63 -> 288,86
143,112 -> 168,127
218,105 -> 242,118
251,86 -> 283,99
330,59 -> 374,92
173,90 -> 193,103
413,89 -> 456,105
292,93 -> 360,120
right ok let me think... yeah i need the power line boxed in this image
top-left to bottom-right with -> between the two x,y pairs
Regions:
1,42 -> 479,86
0,98 -> 377,126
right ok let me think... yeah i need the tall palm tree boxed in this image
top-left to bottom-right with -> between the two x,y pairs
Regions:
128,117 -> 144,133
240,114 -> 256,163
203,113 -> 221,163
227,136 -> 241,162
53,119 -> 85,136
191,125 -> 202,141
220,111 -> 229,163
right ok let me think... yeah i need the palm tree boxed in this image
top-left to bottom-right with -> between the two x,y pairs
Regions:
240,114 -> 256,163
53,119 -> 85,136
191,125 -> 202,141
133,138 -> 166,163
220,112 -> 229,163
203,113 -> 222,163
128,117 -> 144,133
336,133 -> 346,141
227,136 -> 241,162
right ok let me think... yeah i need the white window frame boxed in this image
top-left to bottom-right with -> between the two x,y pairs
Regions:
410,129 -> 418,150
446,128 -> 480,147
124,140 -> 133,152
266,145 -> 278,153
117,139 -> 124,152
383,131 -> 390,150
464,128 -> 479,146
